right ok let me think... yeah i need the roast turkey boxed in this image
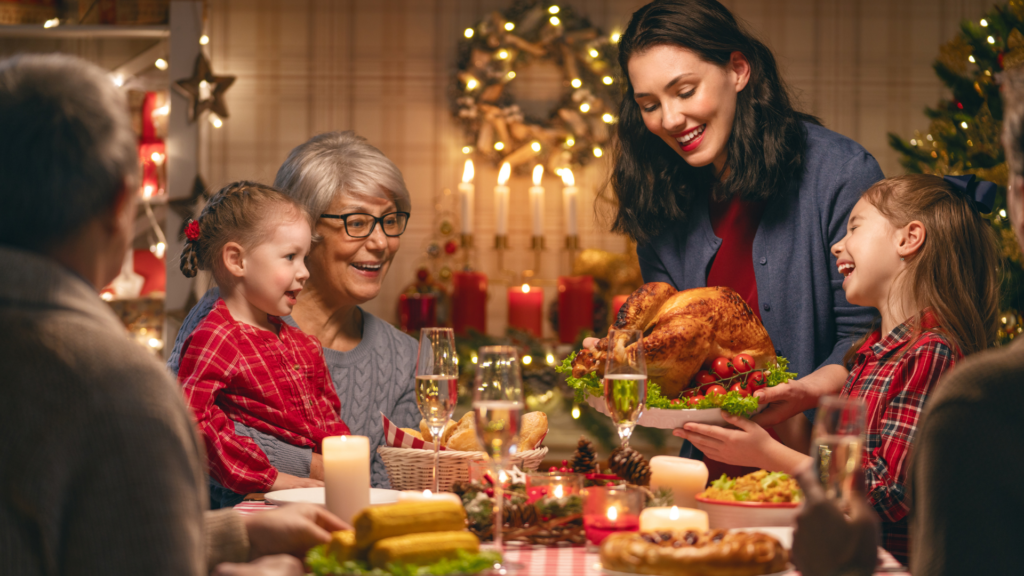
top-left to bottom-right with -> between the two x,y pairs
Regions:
571,283 -> 776,398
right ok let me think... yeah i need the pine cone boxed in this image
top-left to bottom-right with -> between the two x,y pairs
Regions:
503,501 -> 538,528
571,436 -> 599,474
450,480 -> 473,497
609,445 -> 652,486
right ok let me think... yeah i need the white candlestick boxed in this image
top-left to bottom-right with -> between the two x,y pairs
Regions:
459,160 -> 474,235
639,506 -> 709,532
529,164 -> 544,237
397,489 -> 463,506
323,435 -> 370,524
561,169 -> 578,236
495,162 -> 511,236
649,456 -> 709,509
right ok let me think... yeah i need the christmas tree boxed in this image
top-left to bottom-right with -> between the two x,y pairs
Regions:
888,0 -> 1024,342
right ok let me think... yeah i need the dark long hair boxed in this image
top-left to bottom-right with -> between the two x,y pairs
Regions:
611,0 -> 818,244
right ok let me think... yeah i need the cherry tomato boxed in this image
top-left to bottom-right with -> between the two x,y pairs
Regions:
670,398 -> 682,406
711,357 -> 735,379
746,370 -> 766,393
695,371 -> 718,385
729,382 -> 750,397
705,384 -> 727,397
732,353 -> 755,373
688,395 -> 704,407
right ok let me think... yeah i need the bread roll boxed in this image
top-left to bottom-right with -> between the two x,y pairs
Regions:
519,411 -> 548,450
400,427 -> 424,441
445,425 -> 484,451
419,419 -> 457,443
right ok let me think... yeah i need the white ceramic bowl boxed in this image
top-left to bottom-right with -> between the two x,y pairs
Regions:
695,495 -> 801,529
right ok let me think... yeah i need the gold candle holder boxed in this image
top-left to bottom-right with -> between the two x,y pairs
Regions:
531,235 -> 544,275
494,234 -> 508,272
565,235 -> 580,274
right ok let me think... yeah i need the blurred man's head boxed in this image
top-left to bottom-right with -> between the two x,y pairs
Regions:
1001,68 -> 1024,253
0,54 -> 140,287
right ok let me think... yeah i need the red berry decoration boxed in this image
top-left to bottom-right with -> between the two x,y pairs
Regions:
559,466 -> 570,473
711,357 -> 735,379
549,466 -> 558,472
444,240 -> 458,255
485,488 -> 495,497
606,482 -> 616,487
562,460 -> 569,466
732,353 -> 755,373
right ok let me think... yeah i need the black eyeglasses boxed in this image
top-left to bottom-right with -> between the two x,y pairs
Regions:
319,211 -> 410,238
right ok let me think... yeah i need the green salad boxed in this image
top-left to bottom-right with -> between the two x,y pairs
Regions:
306,546 -> 502,576
555,352 -> 797,418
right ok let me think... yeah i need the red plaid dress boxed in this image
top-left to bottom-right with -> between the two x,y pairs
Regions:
840,312 -> 959,564
178,299 -> 350,494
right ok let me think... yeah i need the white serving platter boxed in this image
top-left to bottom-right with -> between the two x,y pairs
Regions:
264,486 -> 400,506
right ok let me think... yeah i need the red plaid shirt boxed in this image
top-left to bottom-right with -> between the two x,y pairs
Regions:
840,312 -> 959,563
178,299 -> 350,494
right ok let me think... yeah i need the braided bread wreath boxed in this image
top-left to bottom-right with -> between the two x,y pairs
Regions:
599,529 -> 790,576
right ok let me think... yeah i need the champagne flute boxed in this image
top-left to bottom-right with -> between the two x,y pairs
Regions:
472,345 -> 523,553
603,329 -> 647,447
414,328 -> 459,493
810,395 -> 867,504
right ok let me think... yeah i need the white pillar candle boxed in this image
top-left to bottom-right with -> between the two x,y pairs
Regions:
398,489 -> 463,506
639,506 -> 709,533
529,164 -> 544,237
649,456 -> 709,509
459,160 -> 475,235
323,435 -> 370,524
561,168 -> 578,236
495,162 -> 511,236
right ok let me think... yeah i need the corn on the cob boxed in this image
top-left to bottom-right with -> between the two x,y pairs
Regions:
326,530 -> 361,562
354,501 -> 466,548
368,531 -> 480,569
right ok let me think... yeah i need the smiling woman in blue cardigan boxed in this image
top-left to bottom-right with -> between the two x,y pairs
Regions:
608,0 -> 881,475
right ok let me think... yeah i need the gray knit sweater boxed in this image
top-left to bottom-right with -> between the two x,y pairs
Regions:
169,288 -> 420,489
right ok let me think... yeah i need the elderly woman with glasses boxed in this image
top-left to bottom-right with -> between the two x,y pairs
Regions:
168,131 -> 419,506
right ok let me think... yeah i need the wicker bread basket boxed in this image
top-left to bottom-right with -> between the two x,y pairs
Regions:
378,446 -> 548,492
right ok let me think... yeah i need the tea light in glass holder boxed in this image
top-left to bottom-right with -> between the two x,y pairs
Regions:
583,485 -> 642,545
467,460 -> 511,489
398,489 -> 463,506
525,472 -> 583,504
639,505 -> 709,532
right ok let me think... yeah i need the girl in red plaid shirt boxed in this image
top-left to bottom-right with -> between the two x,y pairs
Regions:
177,181 -> 351,500
678,174 -> 1000,563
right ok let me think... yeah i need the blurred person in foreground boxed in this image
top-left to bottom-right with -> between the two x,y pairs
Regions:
0,53 -> 345,576
789,69 -> 1024,575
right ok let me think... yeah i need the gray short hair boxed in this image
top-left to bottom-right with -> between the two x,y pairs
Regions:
1004,69 -> 1024,179
0,54 -> 138,251
273,131 -> 411,222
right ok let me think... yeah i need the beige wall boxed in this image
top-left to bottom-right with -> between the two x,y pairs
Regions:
200,0 -> 991,330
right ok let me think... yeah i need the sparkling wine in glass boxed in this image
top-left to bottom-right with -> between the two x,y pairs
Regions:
603,329 -> 647,447
810,395 -> 867,504
414,328 -> 458,493
472,345 -> 524,554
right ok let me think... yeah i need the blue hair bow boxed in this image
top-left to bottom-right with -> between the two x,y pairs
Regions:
943,174 -> 997,214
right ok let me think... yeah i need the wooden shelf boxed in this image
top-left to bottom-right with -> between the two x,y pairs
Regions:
0,24 -> 169,39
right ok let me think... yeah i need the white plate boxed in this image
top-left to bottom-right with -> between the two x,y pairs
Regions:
585,394 -> 765,429
264,487 -> 400,506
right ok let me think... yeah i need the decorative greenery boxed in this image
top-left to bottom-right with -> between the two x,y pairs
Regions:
306,545 -> 502,576
452,0 -> 622,171
887,0 -> 1024,341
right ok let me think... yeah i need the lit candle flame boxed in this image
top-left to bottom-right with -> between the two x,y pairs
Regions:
499,470 -> 508,483
521,283 -> 530,293
532,164 -> 543,186
561,168 -> 575,187
554,485 -> 564,498
462,159 -> 474,183
607,506 -> 618,521
670,506 -> 679,520
498,162 -> 511,186
423,489 -> 433,497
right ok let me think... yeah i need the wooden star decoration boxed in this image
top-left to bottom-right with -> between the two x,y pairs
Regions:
168,175 -> 211,238
173,52 -> 236,123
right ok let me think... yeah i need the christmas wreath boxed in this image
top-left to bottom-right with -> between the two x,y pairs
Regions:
451,0 -> 622,172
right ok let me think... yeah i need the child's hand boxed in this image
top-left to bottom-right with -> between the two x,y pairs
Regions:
674,412 -> 777,468
309,453 -> 324,480
270,472 -> 323,491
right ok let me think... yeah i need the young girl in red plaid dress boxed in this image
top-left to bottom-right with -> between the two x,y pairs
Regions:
177,181 -> 350,505
677,174 -> 1000,563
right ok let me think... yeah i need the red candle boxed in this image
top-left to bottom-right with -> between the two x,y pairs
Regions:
583,513 -> 641,545
557,276 -> 594,343
399,293 -> 436,332
452,271 -> 487,336
508,284 -> 543,338
611,294 -> 630,321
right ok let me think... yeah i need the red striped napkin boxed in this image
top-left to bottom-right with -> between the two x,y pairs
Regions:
381,412 -> 447,451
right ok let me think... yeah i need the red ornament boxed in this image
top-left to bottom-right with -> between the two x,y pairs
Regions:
184,220 -> 200,241
485,488 -> 494,497
416,268 -> 430,282
559,466 -> 570,473
548,466 -> 558,472
956,101 -> 964,110
999,51 -> 1005,69
444,240 -> 458,255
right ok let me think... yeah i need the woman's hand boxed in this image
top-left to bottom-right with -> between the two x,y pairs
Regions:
213,555 -> 304,576
791,465 -> 878,576
243,503 -> 350,560
582,337 -> 600,350
674,412 -> 808,472
270,472 -> 323,491
752,364 -> 849,427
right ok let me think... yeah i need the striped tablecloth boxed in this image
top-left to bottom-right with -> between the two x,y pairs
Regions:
233,501 -> 909,576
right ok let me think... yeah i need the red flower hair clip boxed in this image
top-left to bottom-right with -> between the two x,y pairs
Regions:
184,219 -> 201,242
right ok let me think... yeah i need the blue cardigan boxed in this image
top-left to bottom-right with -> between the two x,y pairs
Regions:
637,123 -> 882,397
